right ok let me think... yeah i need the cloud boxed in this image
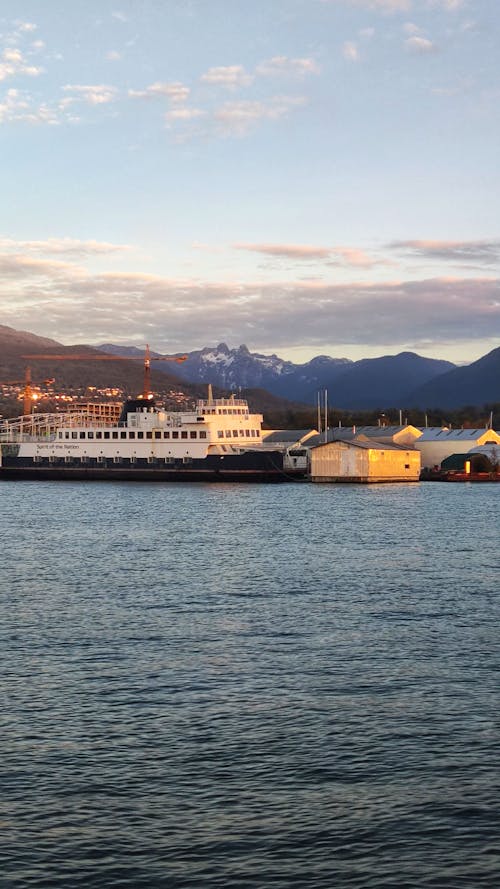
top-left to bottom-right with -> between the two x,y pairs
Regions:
106,50 -> 122,61
427,0 -> 463,9
62,84 -> 118,105
0,238 -> 132,257
256,56 -> 320,77
0,89 -> 61,125
329,0 -> 412,11
0,258 -> 497,352
391,240 -> 500,263
128,81 -> 189,102
235,243 -> 332,260
165,107 -> 205,121
214,96 -> 306,135
200,65 -> 253,88
15,22 -> 38,33
403,22 -> 421,34
343,41 -> 360,61
234,243 -> 382,267
0,47 -> 43,81
405,36 -> 436,53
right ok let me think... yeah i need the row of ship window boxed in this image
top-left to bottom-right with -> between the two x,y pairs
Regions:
57,428 -> 260,440
58,429 -> 208,440
217,429 -> 259,438
203,408 -> 248,415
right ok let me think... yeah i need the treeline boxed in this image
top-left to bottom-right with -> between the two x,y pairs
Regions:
260,403 -> 500,431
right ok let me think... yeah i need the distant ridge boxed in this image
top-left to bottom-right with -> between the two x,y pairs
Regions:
407,347 -> 500,408
98,341 -> 457,408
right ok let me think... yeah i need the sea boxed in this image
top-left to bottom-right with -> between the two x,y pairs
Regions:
1,479 -> 499,889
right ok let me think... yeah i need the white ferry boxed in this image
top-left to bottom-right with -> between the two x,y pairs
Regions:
0,390 -> 297,482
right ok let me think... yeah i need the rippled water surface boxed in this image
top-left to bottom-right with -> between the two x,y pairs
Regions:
1,480 -> 499,888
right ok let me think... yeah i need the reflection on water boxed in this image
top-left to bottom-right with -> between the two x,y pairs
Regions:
1,481 -> 499,887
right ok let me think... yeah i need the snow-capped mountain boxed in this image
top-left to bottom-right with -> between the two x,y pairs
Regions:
98,341 -> 353,403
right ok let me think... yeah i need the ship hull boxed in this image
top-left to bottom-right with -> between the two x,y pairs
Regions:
0,450 -> 297,483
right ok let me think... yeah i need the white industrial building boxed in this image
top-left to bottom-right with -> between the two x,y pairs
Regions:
414,428 -> 500,470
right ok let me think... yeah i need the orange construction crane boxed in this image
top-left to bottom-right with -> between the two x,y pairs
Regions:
1,366 -> 37,416
22,345 -> 188,400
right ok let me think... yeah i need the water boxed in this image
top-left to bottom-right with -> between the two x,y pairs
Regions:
1,480 -> 499,888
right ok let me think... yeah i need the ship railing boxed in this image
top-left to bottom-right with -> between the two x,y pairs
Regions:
0,410 -> 116,441
196,398 -> 249,408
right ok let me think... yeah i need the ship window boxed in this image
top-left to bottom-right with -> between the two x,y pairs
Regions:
190,431 -> 197,439
233,430 -> 238,437
137,431 -> 144,439
65,432 -> 69,439
88,431 -> 94,439
172,431 -> 179,439
226,430 -> 231,437
96,431 -> 102,439
239,430 -> 245,437
245,430 -> 250,437
129,431 -> 135,439
222,409 -> 227,415
163,431 -> 169,439
181,431 -> 188,439
80,431 -> 86,439
217,430 -> 224,439
112,431 -> 118,439
146,431 -> 152,440
104,431 -> 110,439
120,431 -> 127,439
58,432 -> 62,440
199,431 -> 207,439
154,431 -> 161,439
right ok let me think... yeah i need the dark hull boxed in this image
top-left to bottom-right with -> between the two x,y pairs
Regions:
0,451 -> 302,483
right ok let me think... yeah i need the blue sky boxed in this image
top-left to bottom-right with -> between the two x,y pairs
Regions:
1,0 -> 499,364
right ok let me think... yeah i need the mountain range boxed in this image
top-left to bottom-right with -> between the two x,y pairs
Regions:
99,341 -> 499,409
0,324 -> 497,410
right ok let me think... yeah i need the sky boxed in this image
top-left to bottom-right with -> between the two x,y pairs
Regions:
1,0 -> 499,365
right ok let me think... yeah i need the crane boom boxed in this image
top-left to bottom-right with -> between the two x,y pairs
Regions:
22,345 -> 188,400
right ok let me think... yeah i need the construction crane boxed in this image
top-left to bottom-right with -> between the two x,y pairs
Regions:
1,366 -> 38,416
22,345 -> 188,400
